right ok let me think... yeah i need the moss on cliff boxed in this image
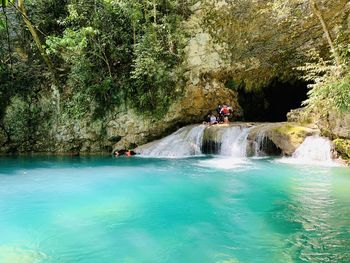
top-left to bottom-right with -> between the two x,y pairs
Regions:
333,139 -> 350,161
273,123 -> 311,141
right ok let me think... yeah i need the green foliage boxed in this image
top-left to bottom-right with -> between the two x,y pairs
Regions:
46,27 -> 97,58
3,96 -> 34,142
26,0 -> 68,35
0,18 -> 5,30
43,0 -> 189,118
131,26 -> 184,115
45,2 -> 134,117
298,47 -> 350,113
0,0 -> 191,125
1,0 -> 14,7
126,0 -> 189,116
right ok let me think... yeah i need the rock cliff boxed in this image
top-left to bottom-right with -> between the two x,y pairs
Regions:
0,0 -> 349,155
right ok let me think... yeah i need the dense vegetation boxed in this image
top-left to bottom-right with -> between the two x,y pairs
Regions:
0,0 -> 192,120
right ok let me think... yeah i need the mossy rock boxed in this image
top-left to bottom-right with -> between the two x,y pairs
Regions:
258,122 -> 318,156
202,125 -> 227,143
333,139 -> 350,160
273,123 -> 314,140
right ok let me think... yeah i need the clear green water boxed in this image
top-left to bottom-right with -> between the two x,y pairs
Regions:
0,156 -> 350,263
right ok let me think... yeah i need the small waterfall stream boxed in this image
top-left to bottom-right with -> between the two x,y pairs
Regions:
292,136 -> 333,162
136,125 -> 206,157
220,127 -> 251,157
253,129 -> 268,156
138,124 -> 251,158
278,135 -> 339,166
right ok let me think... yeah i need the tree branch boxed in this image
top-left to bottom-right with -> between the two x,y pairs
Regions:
309,0 -> 341,67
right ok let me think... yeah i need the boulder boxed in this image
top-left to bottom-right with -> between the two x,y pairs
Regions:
318,111 -> 350,139
247,123 -> 319,156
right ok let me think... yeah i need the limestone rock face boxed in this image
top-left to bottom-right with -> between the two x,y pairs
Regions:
111,79 -> 240,152
202,125 -> 227,144
287,108 -> 350,139
166,79 -> 240,123
318,112 -> 350,139
0,78 -> 239,154
194,0 -> 349,88
51,118 -> 108,154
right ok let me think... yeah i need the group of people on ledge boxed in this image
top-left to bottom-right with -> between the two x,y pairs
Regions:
203,103 -> 233,125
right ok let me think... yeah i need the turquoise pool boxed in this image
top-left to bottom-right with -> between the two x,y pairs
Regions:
0,156 -> 349,262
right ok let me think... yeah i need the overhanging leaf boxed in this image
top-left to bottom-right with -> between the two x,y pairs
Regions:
0,19 -> 5,29
1,0 -> 8,8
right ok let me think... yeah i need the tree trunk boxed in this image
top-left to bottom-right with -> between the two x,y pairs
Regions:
1,4 -> 13,76
17,0 -> 60,120
133,22 -> 136,46
309,0 -> 341,67
17,0 -> 56,78
153,0 -> 156,24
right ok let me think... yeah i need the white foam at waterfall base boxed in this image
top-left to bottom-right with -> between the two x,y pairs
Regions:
277,135 -> 342,167
198,126 -> 252,170
137,125 -> 206,158
197,156 -> 252,170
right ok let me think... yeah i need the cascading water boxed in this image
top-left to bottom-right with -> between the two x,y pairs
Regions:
198,126 -> 252,170
292,135 -> 333,162
136,125 -> 206,157
138,124 -> 253,158
138,123 -> 341,167
220,126 -> 251,157
253,129 -> 268,156
251,127 -> 282,157
278,135 -> 340,166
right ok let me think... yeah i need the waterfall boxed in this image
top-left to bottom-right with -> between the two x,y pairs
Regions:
278,135 -> 340,166
137,123 -> 341,167
220,126 -> 251,157
198,126 -> 251,170
138,124 -> 253,158
251,127 -> 282,157
253,129 -> 268,156
136,125 -> 206,157
292,135 -> 333,162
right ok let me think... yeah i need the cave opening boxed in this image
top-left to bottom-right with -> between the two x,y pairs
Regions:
234,78 -> 309,122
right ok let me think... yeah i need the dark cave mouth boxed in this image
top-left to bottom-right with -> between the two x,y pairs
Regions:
234,79 -> 309,122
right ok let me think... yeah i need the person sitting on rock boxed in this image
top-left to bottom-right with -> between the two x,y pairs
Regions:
216,104 -> 222,115
209,113 -> 218,125
220,103 -> 233,123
